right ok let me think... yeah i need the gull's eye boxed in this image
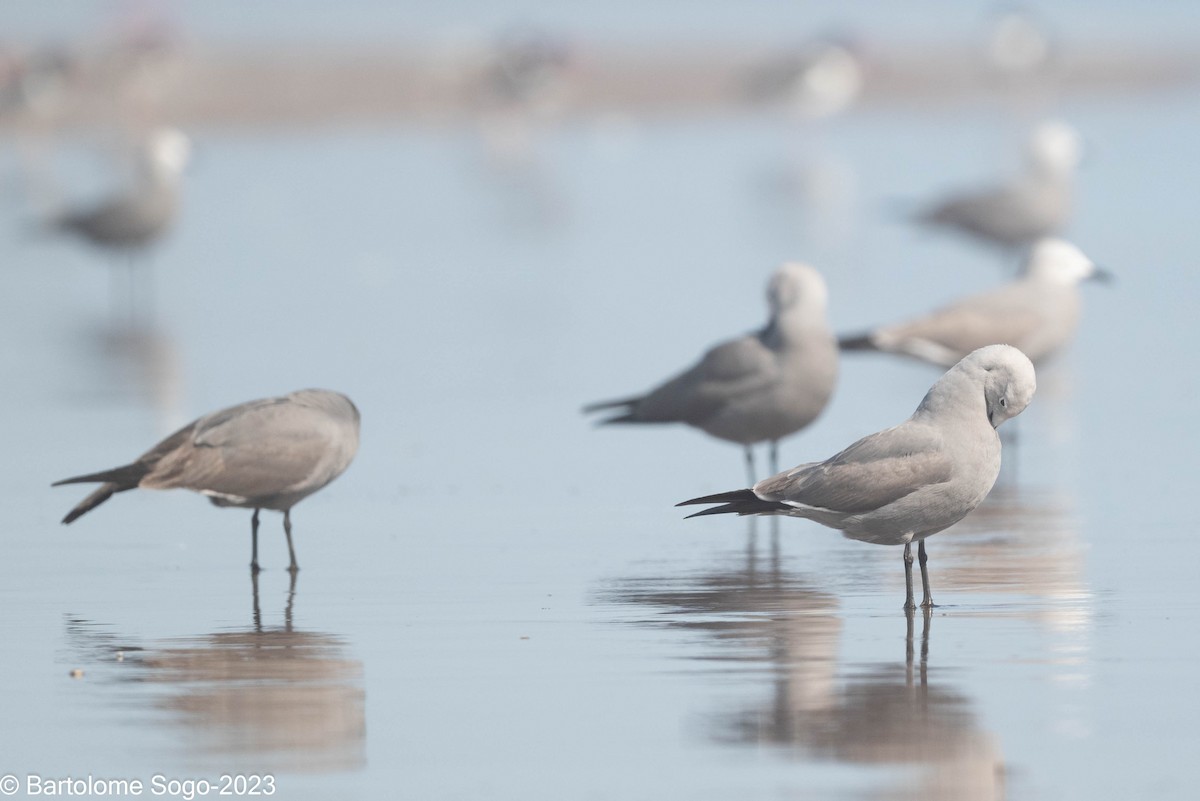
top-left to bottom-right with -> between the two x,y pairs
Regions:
999,397 -> 1008,408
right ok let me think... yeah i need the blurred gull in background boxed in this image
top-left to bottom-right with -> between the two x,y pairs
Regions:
474,28 -> 574,164
53,389 -> 361,574
0,44 -> 76,122
584,263 -> 838,484
840,238 -> 1110,367
913,119 -> 1082,251
745,38 -> 865,119
679,344 -> 1036,610
48,126 -> 190,253
985,6 -> 1056,81
41,126 -> 191,321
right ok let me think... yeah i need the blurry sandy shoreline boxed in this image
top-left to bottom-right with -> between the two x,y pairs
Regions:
3,37 -> 1198,131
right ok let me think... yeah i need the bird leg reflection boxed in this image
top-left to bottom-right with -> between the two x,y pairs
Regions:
745,515 -> 758,577
768,440 -> 779,476
250,565 -> 298,634
770,514 -> 781,568
744,445 -> 756,486
251,567 -> 263,631
904,605 -> 932,687
284,570 -> 297,631
250,508 -> 262,574
921,608 -> 930,686
284,509 -> 299,573
918,539 -> 935,608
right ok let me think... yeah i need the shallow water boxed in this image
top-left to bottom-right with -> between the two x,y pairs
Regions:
3,8 -> 1200,800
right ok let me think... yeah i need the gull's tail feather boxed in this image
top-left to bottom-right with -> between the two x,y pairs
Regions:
582,395 -> 640,414
53,463 -> 145,488
53,462 -> 147,525
582,395 -> 647,425
60,483 -> 124,524
838,332 -> 878,351
677,488 -> 789,518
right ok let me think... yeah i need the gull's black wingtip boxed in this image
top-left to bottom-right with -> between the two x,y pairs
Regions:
683,504 -> 745,519
677,488 -> 790,518
676,488 -> 757,508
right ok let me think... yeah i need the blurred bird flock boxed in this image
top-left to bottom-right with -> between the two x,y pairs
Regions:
4,2 -> 1200,799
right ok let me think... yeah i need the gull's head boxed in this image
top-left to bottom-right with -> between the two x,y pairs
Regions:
1026,120 -> 1082,175
145,127 -> 192,177
768,262 -> 829,317
793,41 -> 863,118
1025,238 -> 1109,285
964,345 -> 1037,429
988,8 -> 1052,76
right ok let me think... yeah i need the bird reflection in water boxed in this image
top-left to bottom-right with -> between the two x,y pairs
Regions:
64,574 -> 365,773
722,610 -> 1004,801
604,552 -> 1004,800
86,322 -> 186,430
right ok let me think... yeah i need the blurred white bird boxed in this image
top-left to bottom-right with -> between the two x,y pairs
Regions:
840,238 -> 1110,367
747,39 -> 864,119
986,7 -> 1055,79
43,127 -> 191,322
914,120 -> 1082,250
50,127 -> 190,252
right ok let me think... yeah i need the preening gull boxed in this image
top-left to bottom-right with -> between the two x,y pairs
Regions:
679,345 -> 1035,610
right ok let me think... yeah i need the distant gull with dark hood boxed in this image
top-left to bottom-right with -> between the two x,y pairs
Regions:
53,389 -> 360,573
584,263 -> 838,484
840,238 -> 1110,367
679,345 -> 1036,610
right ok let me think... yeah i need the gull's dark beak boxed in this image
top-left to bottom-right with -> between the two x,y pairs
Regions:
1089,264 -> 1116,284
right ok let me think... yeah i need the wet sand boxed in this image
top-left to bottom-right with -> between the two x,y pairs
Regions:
2,39 -> 1198,131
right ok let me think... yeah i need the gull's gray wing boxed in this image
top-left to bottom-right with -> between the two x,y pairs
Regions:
920,177 -> 1065,246
874,282 -> 1044,359
630,333 -> 778,424
143,397 -> 331,498
755,422 -> 953,514
56,187 -> 175,246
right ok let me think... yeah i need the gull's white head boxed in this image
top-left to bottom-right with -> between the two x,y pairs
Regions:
144,127 -> 192,178
768,262 -> 829,317
1026,120 -> 1082,175
965,344 -> 1037,429
1024,238 -> 1103,284
988,9 -> 1052,75
792,42 -> 863,118
919,344 -> 1036,427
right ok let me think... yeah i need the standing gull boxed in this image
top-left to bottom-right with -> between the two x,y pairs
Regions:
840,238 -> 1110,367
584,263 -> 838,483
678,345 -> 1035,610
50,127 -> 191,252
53,389 -> 360,573
47,127 -> 191,321
914,120 -> 1081,251
745,38 -> 864,119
